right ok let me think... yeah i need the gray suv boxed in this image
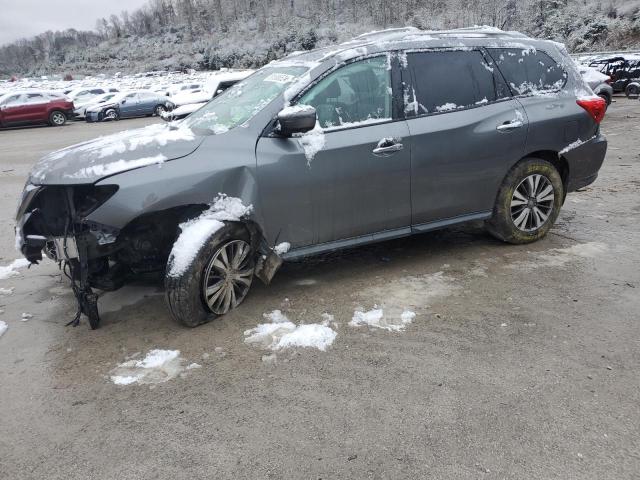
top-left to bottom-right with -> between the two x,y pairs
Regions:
15,27 -> 608,329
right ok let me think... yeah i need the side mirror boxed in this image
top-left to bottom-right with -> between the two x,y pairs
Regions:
121,99 -> 126,104
277,105 -> 317,136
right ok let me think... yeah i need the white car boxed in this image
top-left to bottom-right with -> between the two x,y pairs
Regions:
73,92 -> 119,119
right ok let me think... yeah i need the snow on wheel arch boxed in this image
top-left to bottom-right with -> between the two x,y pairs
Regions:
167,194 -> 253,278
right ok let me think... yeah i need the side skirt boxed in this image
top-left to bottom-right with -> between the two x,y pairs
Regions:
282,211 -> 492,261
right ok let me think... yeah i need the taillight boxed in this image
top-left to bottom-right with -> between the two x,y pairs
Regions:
577,97 -> 606,124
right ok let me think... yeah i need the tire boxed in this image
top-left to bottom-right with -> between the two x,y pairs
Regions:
625,83 -> 640,98
48,110 -> 67,126
103,108 -> 119,121
154,105 -> 166,116
165,223 -> 255,327
486,158 -> 563,244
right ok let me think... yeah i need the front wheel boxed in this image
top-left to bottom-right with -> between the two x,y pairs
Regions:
48,110 -> 67,126
486,158 -> 563,244
154,105 -> 166,116
165,223 -> 255,327
103,108 -> 119,121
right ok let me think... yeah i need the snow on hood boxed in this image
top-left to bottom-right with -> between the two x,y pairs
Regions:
29,123 -> 204,185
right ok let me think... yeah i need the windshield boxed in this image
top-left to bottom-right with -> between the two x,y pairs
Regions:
182,65 -> 308,134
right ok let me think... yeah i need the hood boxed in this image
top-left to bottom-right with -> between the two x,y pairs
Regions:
29,123 -> 205,185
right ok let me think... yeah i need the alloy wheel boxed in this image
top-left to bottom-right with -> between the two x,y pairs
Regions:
51,112 -> 65,125
202,239 -> 254,315
510,174 -> 555,232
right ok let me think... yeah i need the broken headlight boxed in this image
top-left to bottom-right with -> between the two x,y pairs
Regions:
72,185 -> 118,218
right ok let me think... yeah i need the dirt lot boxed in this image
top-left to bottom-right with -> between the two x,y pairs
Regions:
1,101 -> 639,480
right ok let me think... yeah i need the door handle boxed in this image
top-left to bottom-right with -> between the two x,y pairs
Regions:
373,142 -> 403,156
496,120 -> 523,132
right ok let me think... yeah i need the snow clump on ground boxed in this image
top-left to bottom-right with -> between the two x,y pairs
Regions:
0,320 -> 7,338
244,310 -> 337,351
110,349 -> 197,385
0,258 -> 31,280
349,308 -> 416,332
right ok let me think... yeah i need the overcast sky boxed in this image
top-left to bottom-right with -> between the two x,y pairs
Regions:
0,0 -> 150,46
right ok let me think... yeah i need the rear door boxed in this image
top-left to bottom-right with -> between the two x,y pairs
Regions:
402,49 -> 528,227
22,93 -> 49,121
256,54 -> 411,249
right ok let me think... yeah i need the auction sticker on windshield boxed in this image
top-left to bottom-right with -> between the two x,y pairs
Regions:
263,73 -> 296,84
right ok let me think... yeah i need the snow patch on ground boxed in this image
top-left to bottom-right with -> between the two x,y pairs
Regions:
0,320 -> 7,338
244,310 -> 337,352
0,287 -> 14,295
110,349 -> 195,385
0,258 -> 30,280
510,242 -> 608,270
349,308 -> 416,332
167,195 -> 252,277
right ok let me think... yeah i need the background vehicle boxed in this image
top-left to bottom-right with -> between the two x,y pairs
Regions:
85,91 -> 174,121
67,87 -> 119,104
0,90 -> 73,127
589,55 -> 640,93
165,83 -> 204,97
16,27 -> 607,329
73,92 -> 119,119
579,66 -> 614,107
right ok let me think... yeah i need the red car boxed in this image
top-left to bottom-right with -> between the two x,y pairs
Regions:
0,91 -> 74,128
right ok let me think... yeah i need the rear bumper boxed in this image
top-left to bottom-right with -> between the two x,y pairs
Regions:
563,133 -> 607,192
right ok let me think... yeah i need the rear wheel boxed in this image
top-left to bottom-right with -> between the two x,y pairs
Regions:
165,223 -> 255,327
625,83 -> 640,98
48,110 -> 67,126
486,158 -> 563,244
103,108 -> 119,121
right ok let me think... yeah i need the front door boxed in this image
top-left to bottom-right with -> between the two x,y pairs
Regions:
401,49 -> 529,226
256,55 -> 411,250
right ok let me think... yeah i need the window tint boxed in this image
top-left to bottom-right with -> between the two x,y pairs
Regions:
299,56 -> 391,129
90,89 -> 104,94
489,48 -> 567,95
406,50 -> 500,115
2,95 -> 20,106
126,93 -> 137,99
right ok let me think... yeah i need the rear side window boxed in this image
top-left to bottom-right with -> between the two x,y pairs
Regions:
405,50 -> 502,115
489,48 -> 567,95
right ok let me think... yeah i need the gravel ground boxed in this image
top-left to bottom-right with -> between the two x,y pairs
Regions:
0,101 -> 639,479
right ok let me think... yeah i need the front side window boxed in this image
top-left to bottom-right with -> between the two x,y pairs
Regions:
405,50 -> 501,115
489,48 -> 567,95
298,56 -> 391,129
183,65 -> 308,134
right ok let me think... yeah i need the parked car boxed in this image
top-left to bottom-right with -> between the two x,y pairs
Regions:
84,91 -> 175,122
16,27 -> 607,329
164,71 -> 254,120
588,55 -> 640,93
67,87 -> 119,103
578,66 -> 613,107
0,90 -> 74,127
73,92 -> 119,119
165,83 -> 204,97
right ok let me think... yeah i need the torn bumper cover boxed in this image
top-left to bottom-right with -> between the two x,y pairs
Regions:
15,184 -> 120,329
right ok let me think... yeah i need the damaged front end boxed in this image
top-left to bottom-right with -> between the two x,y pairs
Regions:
16,183 -> 120,329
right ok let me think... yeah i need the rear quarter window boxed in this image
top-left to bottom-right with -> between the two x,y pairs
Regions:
489,48 -> 567,95
405,50 -> 506,115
